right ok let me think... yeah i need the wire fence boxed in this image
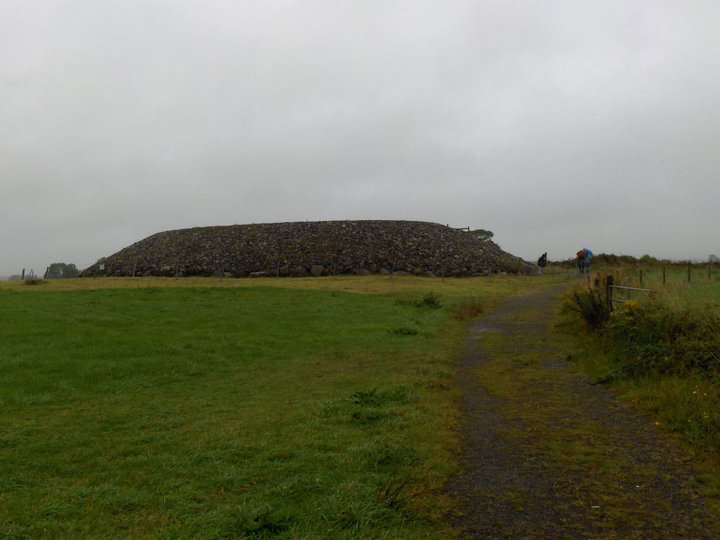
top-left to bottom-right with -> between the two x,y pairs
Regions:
607,281 -> 655,311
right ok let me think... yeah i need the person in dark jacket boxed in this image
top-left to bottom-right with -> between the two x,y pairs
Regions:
537,252 -> 547,274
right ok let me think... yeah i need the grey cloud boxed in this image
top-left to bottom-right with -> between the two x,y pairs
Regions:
2,1 -> 719,275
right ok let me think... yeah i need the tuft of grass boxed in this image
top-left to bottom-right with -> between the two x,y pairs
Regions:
219,502 -> 296,538
392,327 -> 419,336
452,298 -> 484,320
416,292 -> 442,310
562,287 -> 609,330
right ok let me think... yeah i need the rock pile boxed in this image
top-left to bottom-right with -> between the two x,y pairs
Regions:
80,220 -> 535,277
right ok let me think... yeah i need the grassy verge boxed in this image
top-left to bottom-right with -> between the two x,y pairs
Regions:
0,275 -> 567,538
561,281 -> 720,513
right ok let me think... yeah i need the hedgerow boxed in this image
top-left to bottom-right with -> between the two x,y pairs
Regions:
565,288 -> 720,378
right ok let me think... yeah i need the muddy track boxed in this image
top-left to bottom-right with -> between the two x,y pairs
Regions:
447,284 -> 719,539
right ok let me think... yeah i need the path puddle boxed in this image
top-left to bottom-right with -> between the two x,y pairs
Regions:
469,327 -> 502,338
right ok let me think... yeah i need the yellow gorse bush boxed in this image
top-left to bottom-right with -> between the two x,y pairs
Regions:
622,299 -> 639,319
623,300 -> 638,310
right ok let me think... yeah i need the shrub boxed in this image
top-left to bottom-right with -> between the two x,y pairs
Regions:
606,301 -> 720,376
565,285 -> 720,378
562,288 -> 609,330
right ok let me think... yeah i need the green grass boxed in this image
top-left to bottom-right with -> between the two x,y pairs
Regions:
0,286 -> 439,538
0,275 -> 569,538
592,265 -> 720,310
565,333 -> 720,517
0,273 -> 553,300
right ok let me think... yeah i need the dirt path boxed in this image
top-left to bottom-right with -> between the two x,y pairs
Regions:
447,283 -> 719,539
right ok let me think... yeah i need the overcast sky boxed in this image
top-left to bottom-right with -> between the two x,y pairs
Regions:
2,1 -> 719,275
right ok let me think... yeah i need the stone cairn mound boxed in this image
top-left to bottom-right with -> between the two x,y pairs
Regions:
81,220 -> 535,278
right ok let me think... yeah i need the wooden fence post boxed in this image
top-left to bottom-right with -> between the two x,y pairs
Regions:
606,275 -> 614,312
688,262 -> 692,283
662,266 -> 666,286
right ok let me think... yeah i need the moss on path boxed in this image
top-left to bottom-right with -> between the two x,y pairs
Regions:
447,284 -> 720,538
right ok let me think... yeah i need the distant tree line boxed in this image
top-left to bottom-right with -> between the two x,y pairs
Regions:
553,253 -> 719,268
6,263 -> 79,280
44,263 -> 80,279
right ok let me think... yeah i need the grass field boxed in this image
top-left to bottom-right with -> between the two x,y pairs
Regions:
0,273 -> 547,297
0,274 -> 569,538
590,265 -> 720,309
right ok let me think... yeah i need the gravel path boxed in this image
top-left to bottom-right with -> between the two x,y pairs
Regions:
447,284 -> 719,539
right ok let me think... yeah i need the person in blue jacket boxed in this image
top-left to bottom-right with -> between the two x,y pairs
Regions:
576,248 -> 593,273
